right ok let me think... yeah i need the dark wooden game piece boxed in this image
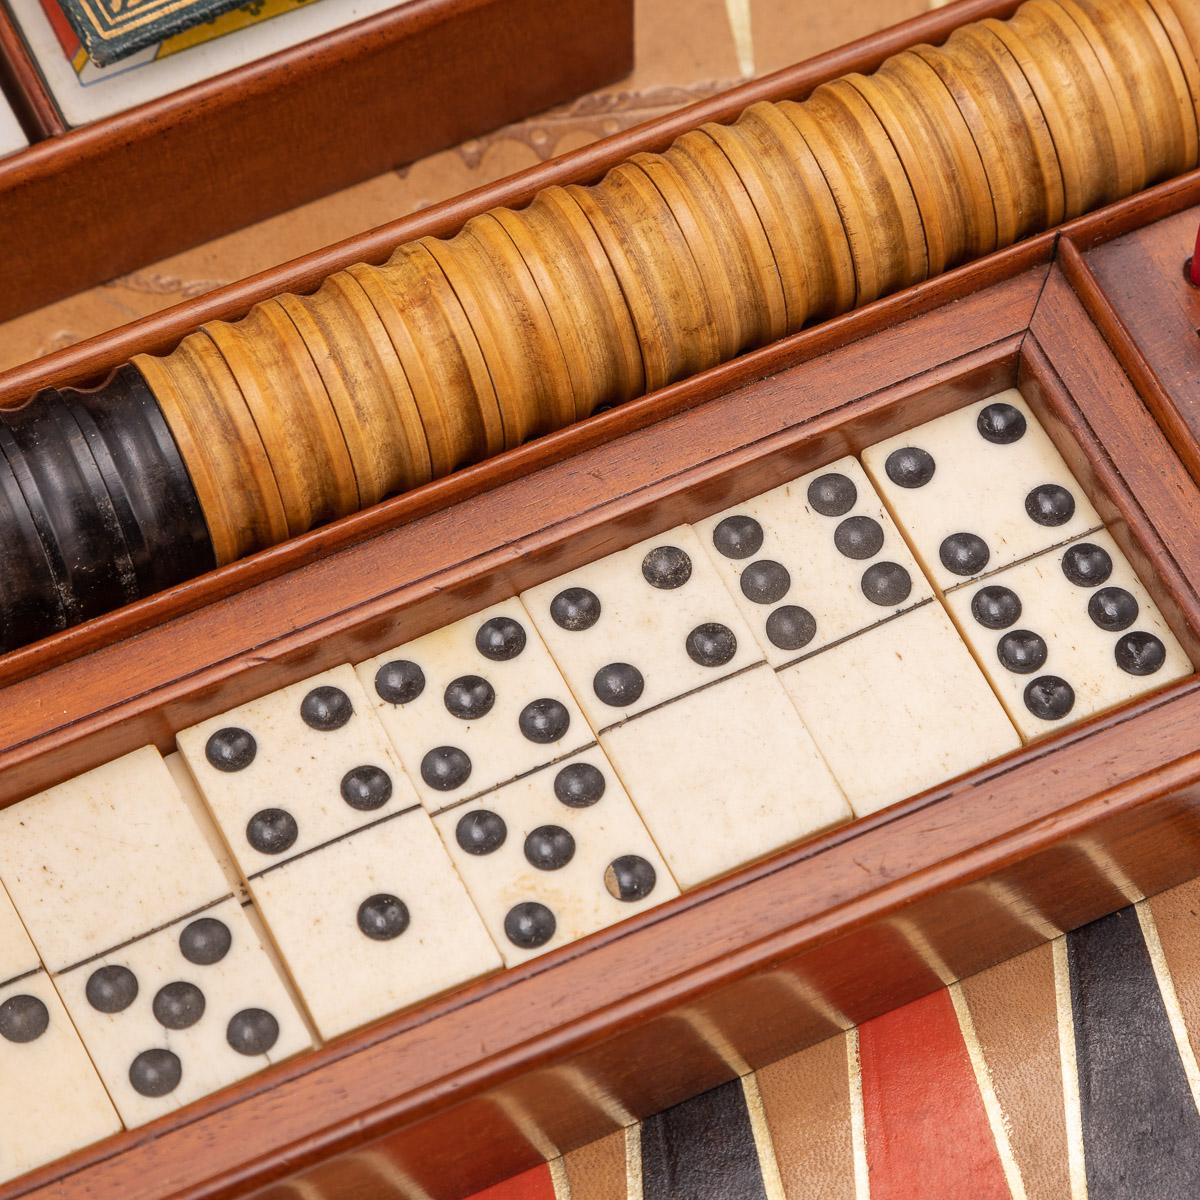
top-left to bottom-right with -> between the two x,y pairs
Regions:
0,365 -> 212,651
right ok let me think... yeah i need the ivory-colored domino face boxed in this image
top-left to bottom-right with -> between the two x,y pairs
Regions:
0,747 -> 232,972
434,747 -> 678,965
247,811 -> 501,1040
523,526 -> 762,729
1,968 -> 122,1182
356,602 -> 591,813
0,748 -> 310,1129
54,896 -> 310,1127
862,390 -> 1102,591
943,530 -> 1192,740
167,755 -> 304,1015
0,883 -> 121,1183
166,752 -> 247,901
694,456 -> 933,667
180,665 -> 498,1039
600,664 -> 850,889
780,602 -> 1021,816
178,665 -> 419,878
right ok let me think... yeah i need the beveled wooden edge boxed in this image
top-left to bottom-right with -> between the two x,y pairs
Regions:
0,0 -> 1027,406
1058,220 -> 1200,490
1061,164 -> 1200,252
1022,268 -> 1200,655
0,5 -> 61,139
1043,187 -> 1200,497
0,263 -> 1047,802
1025,262 -> 1200,643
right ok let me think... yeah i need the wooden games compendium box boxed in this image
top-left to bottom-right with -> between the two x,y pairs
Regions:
6,1 -> 1200,1198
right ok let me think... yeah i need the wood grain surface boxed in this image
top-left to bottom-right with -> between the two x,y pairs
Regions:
2,3 -> 1200,1198
0,0 -> 635,324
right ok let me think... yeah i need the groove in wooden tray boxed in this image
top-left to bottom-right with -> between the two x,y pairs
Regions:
0,238 -> 1057,695
4,256 -> 1198,803
2,163 -> 1198,711
0,261 -> 1046,799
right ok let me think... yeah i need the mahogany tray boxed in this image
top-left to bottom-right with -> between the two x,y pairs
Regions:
0,0 -> 634,322
5,2 -> 1200,1198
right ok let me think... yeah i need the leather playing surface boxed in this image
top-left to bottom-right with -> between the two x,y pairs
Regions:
468,875 -> 1200,1199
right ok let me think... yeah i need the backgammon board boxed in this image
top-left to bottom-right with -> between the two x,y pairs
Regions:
5,1 -> 1200,1198
466,878 -> 1200,1199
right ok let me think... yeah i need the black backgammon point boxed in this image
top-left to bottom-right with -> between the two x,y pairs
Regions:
0,364 -> 214,653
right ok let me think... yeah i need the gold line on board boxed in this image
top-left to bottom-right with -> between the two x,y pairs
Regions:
949,982 -> 1029,1200
1053,937 -> 1089,1200
547,1155 -> 572,1200
1136,904 -> 1200,1115
848,1028 -> 870,1200
625,1121 -> 644,1200
742,1072 -> 787,1200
